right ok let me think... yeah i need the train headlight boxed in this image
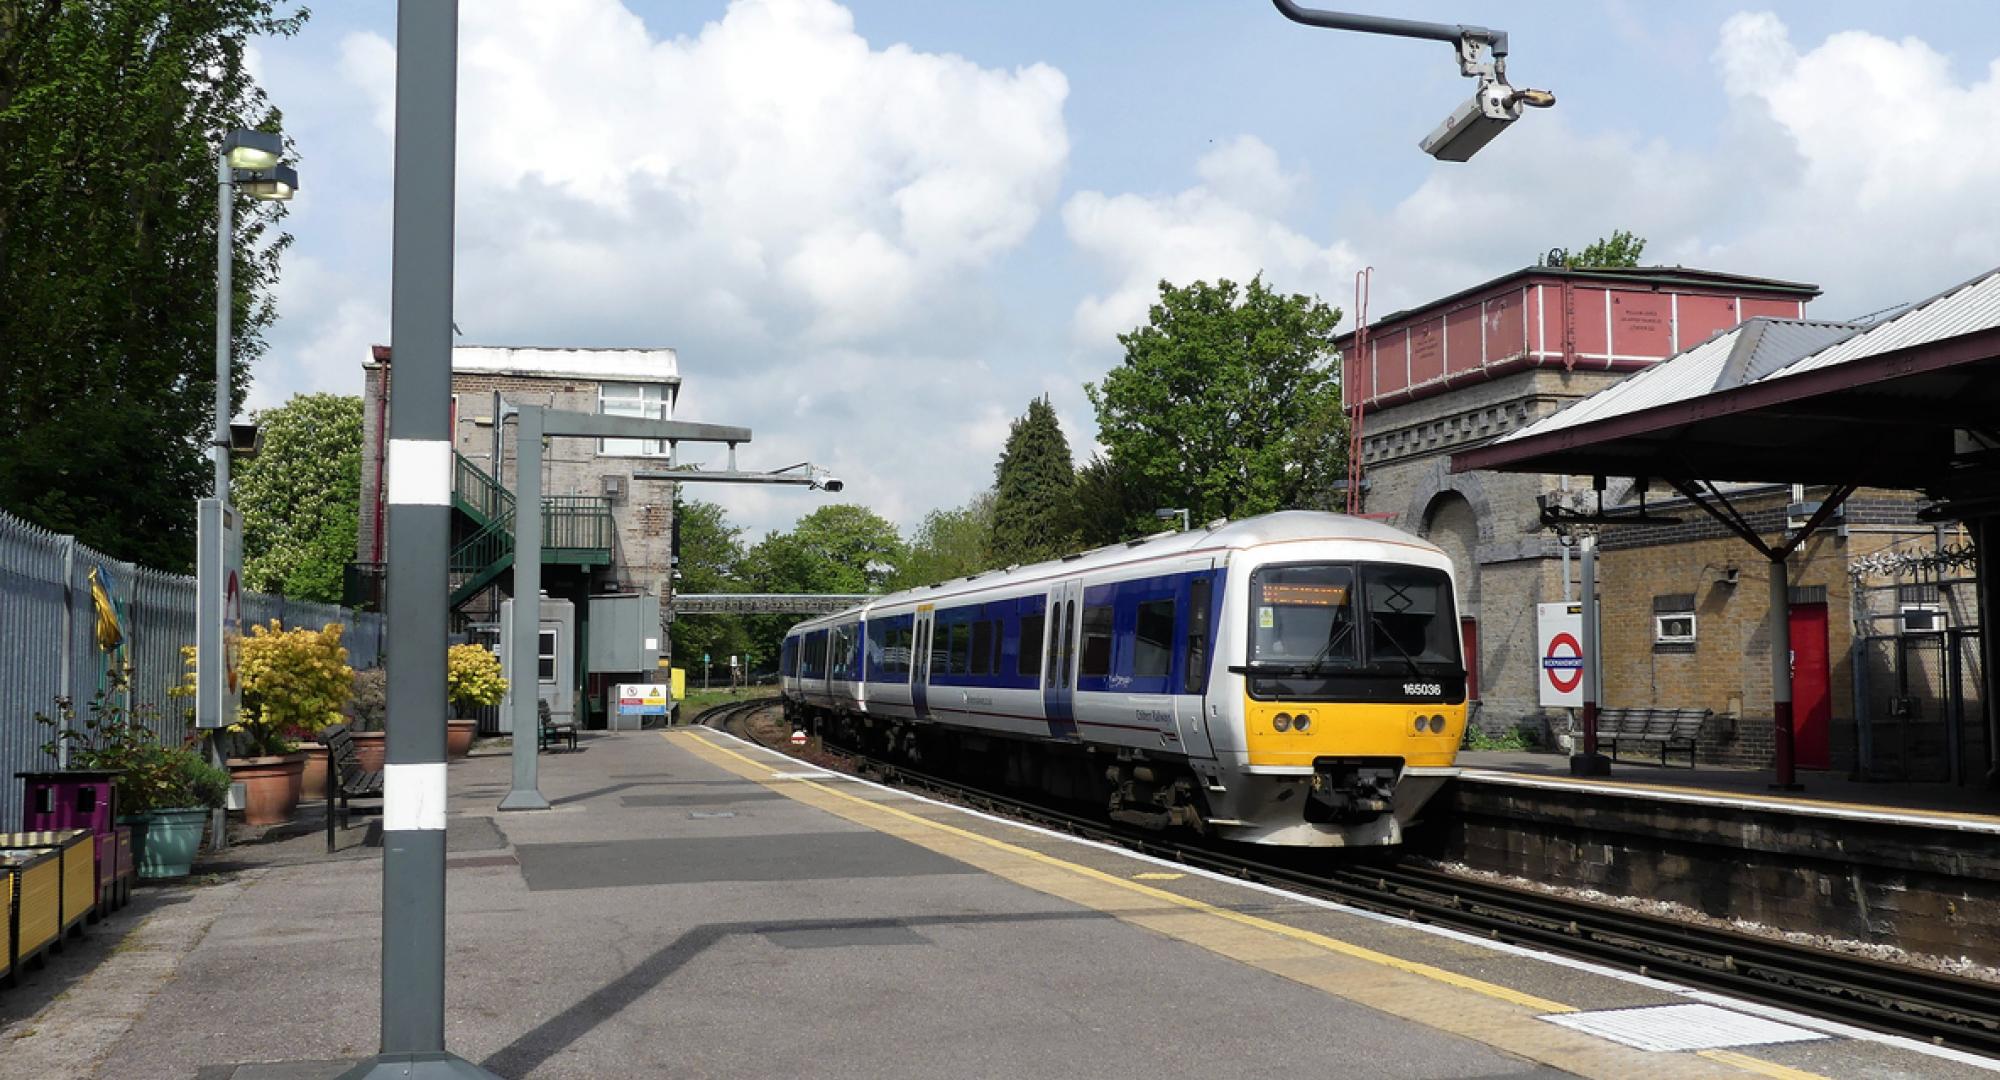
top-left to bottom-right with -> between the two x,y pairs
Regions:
1429,714 -> 1446,733
1272,712 -> 1292,732
1293,713 -> 1311,733
1413,716 -> 1427,733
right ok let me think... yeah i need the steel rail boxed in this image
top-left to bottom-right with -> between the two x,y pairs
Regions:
717,724 -> 2000,1059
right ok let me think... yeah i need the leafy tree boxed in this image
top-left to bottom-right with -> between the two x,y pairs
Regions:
989,396 -> 1076,564
740,504 -> 904,667
665,497 -> 754,671
0,1 -> 306,570
889,492 -> 995,590
232,394 -> 362,603
1538,230 -> 1646,269
1069,453 -> 1157,548
1086,276 -> 1346,528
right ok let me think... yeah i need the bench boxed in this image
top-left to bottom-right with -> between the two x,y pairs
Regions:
321,724 -> 385,852
538,699 -> 577,753
1596,707 -> 1709,768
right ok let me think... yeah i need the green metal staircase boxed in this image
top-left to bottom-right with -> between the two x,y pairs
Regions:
449,453 -> 615,611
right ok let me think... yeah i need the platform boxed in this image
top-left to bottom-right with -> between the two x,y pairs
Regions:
8,731 -> 1994,1079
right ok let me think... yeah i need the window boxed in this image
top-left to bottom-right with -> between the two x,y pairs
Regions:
538,630 -> 557,681
801,631 -> 827,679
1018,612 -> 1046,678
1133,598 -> 1176,677
831,625 -> 855,680
597,381 -> 672,457
944,622 -> 970,674
1182,579 -> 1212,694
1653,593 -> 1696,648
971,620 -> 996,675
1252,565 -> 1357,665
1079,604 -> 1114,677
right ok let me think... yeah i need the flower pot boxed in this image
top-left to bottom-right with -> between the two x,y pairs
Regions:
123,810 -> 207,879
298,743 -> 331,801
350,731 -> 387,773
227,755 -> 306,826
447,719 -> 478,760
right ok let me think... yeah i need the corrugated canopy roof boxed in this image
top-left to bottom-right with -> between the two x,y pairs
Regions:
1451,265 -> 2000,494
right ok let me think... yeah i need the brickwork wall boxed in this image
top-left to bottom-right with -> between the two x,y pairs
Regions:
357,360 -> 677,625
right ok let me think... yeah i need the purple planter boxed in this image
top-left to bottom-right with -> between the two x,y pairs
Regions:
19,770 -> 131,911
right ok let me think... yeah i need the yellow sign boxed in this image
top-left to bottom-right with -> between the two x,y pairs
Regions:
670,668 -> 687,700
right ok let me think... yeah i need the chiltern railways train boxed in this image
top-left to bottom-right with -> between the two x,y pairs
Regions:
779,511 -> 1468,847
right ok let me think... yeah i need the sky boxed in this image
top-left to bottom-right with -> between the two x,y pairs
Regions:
246,1 -> 2000,541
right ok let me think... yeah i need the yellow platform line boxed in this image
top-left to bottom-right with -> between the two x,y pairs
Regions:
1696,1049 -> 1828,1080
672,731 -> 1831,1080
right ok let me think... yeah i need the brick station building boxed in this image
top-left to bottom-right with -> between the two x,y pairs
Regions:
1339,265 -> 1937,770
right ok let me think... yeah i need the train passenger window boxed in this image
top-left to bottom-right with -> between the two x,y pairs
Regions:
1133,598 -> 1176,677
947,622 -> 972,674
830,626 -> 854,680
1183,579 -> 1212,695
1079,604 -> 1114,677
1018,613 -> 1045,678
970,620 -> 995,675
887,624 -> 912,676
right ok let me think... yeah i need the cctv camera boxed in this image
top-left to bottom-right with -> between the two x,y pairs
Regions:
818,477 -> 844,493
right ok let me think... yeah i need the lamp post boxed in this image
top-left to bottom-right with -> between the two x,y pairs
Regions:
197,128 -> 299,851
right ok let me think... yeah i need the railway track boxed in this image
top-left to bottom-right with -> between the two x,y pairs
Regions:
699,715 -> 2000,1059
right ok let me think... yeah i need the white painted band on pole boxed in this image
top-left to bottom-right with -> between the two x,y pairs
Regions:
384,762 -> 448,831
387,438 -> 453,506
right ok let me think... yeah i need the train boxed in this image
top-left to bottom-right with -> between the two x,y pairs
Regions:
779,510 -> 1470,848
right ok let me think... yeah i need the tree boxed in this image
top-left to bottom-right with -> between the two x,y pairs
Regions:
0,2 -> 306,570
740,505 -> 905,667
1538,230 -> 1646,269
1086,275 -> 1346,528
665,497 -> 754,672
889,492 -> 995,590
1069,453 -> 1156,548
232,394 -> 363,603
989,396 -> 1076,564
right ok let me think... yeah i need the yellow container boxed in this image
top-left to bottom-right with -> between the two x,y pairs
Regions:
2,849 -> 61,973
1,854 -> 11,983
0,830 -> 94,939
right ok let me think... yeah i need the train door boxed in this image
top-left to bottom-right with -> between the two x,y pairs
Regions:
1790,602 -> 1831,770
1174,564 -> 1218,759
911,605 -> 934,720
1042,581 -> 1080,739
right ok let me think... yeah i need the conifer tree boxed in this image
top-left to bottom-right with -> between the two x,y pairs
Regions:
989,395 -> 1077,564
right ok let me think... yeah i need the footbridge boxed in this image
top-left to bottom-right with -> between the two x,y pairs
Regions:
667,593 -> 875,616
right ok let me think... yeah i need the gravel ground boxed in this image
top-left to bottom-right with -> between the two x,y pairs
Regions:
1421,858 -> 2000,985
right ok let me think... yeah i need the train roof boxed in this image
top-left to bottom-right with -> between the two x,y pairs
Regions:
785,511 -> 1446,632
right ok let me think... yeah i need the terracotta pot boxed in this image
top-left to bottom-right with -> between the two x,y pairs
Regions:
227,755 -> 306,826
298,743 -> 331,801
350,731 -> 387,773
447,719 -> 478,760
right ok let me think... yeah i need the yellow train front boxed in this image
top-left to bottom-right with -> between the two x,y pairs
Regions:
1197,518 -> 1468,847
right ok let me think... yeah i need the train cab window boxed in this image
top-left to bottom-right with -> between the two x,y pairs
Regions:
1252,565 -> 1357,665
1018,612 -> 1045,677
970,620 -> 995,675
1363,567 -> 1458,666
1133,598 -> 1176,678
1079,604 -> 1114,677
1182,578 -> 1212,694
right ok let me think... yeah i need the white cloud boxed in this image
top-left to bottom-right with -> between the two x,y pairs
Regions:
1063,135 -> 1360,346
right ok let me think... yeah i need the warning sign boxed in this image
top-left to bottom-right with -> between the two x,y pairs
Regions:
1537,603 -> 1585,708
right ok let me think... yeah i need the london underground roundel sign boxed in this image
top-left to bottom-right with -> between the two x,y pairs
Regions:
1543,632 -> 1583,694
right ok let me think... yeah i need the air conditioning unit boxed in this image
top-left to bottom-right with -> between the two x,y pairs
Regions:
1899,604 -> 1945,635
601,474 -> 627,501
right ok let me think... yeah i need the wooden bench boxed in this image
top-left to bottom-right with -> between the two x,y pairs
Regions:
538,699 -> 577,753
1597,707 -> 1709,768
321,724 -> 385,852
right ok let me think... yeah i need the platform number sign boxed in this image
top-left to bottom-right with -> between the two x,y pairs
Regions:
1537,602 -> 1585,708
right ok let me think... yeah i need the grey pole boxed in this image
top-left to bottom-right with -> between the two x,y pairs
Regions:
207,147 -> 235,852
500,405 -> 550,810
1570,531 -> 1610,776
337,1 -> 499,1077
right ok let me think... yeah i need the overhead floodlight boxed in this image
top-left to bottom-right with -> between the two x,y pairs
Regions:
223,128 -> 282,171
1420,80 -> 1556,162
237,164 -> 299,201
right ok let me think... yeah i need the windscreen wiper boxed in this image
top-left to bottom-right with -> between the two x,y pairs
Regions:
1368,615 -> 1426,677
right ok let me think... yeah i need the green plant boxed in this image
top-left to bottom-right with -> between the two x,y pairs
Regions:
1461,724 -> 1534,752
346,668 -> 387,731
35,680 -> 226,814
128,745 -> 231,813
446,644 -> 507,711
174,620 -> 356,756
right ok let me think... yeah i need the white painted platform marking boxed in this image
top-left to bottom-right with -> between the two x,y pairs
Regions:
1541,1004 -> 1828,1053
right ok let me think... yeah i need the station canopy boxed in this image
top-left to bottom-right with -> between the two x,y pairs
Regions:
1452,264 -> 2000,512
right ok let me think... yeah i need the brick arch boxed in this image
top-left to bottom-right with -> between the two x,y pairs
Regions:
1402,460 -> 1495,542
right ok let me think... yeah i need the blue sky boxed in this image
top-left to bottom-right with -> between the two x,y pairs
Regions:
246,2 -> 2000,538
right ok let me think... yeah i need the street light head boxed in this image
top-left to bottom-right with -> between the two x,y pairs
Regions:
228,422 -> 262,457
223,128 -> 282,171
816,476 -> 844,493
238,164 -> 299,201
1419,78 -> 1529,162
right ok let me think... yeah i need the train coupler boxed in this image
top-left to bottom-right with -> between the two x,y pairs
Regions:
1303,758 -> 1402,823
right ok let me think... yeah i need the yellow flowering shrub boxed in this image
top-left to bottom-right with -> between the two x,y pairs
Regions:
446,643 -> 508,711
175,621 -> 355,757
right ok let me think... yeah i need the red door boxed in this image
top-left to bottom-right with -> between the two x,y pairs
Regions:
1788,603 -> 1831,770
1460,617 -> 1480,701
